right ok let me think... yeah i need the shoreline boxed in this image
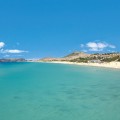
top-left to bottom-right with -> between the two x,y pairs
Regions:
39,61 -> 120,69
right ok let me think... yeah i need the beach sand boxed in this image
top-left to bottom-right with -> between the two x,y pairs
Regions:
42,61 -> 120,69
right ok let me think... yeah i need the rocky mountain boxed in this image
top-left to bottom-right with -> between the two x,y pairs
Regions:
39,52 -> 120,63
63,52 -> 90,60
0,58 -> 26,62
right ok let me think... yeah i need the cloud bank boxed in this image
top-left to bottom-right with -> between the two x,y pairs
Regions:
80,41 -> 116,52
0,41 -> 28,55
2,49 -> 28,54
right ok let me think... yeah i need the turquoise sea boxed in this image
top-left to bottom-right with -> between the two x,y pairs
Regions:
0,62 -> 120,120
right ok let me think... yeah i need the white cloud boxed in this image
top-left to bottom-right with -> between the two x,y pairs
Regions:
0,42 -> 5,48
1,49 -> 28,54
0,42 -> 28,57
86,42 -> 108,51
108,44 -> 116,49
80,41 -> 116,52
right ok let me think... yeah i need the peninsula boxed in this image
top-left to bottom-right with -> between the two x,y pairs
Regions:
39,52 -> 120,69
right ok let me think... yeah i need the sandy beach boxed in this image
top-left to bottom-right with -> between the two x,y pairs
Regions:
42,61 -> 120,69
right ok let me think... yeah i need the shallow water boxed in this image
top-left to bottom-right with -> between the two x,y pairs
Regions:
0,62 -> 120,120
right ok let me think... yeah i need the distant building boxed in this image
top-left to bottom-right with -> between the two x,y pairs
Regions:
88,60 -> 101,63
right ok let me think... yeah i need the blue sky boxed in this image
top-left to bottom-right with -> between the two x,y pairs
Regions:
0,0 -> 120,58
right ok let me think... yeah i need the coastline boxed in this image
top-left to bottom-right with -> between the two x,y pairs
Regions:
39,61 -> 120,69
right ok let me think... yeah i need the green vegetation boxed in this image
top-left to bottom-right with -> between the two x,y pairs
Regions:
70,56 -> 99,63
70,57 -> 89,63
70,55 -> 120,63
118,58 -> 120,62
101,55 -> 120,62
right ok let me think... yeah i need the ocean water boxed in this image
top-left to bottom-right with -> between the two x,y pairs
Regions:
0,62 -> 120,120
